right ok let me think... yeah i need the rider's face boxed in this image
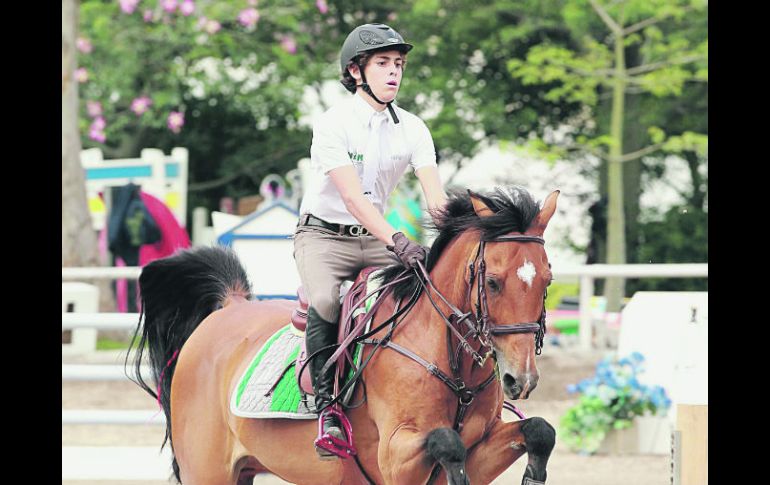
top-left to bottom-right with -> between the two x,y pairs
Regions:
354,50 -> 405,104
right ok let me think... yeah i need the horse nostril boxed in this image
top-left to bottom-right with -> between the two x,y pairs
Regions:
503,373 -> 516,390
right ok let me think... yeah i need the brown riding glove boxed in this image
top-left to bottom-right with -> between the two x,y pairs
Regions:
387,232 -> 427,269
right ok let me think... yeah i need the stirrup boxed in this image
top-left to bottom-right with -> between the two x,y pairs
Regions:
314,407 -> 356,459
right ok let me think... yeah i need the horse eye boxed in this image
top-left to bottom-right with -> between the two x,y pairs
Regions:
486,277 -> 500,293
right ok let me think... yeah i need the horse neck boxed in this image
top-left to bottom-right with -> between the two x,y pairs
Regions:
427,230 -> 478,306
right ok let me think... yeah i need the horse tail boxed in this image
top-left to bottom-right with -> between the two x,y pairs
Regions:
126,245 -> 251,481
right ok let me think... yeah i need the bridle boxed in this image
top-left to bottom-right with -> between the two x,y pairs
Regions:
414,233 -> 547,367
471,234 -> 547,354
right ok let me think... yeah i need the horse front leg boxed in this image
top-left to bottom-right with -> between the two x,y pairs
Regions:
465,416 -> 555,485
377,425 -> 469,485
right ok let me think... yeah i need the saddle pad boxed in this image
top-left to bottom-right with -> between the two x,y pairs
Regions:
230,324 -> 318,419
230,269 -> 384,419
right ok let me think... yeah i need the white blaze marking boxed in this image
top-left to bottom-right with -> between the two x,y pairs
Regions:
517,260 -> 536,288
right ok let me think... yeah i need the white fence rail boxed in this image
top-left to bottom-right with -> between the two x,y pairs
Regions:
557,264 -> 708,349
62,266 -> 142,280
62,364 -> 150,381
62,312 -> 140,330
62,409 -> 166,425
62,263 -> 708,351
62,263 -> 707,427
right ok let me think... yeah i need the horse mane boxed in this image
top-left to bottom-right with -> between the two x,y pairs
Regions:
377,186 -> 541,301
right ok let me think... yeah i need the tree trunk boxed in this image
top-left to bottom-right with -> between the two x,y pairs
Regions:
604,8 -> 627,313
622,45 -> 644,274
684,151 -> 706,211
62,0 -> 115,311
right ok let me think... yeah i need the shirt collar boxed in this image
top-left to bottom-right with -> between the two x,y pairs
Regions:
351,94 -> 393,128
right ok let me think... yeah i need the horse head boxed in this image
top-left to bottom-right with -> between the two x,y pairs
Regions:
467,188 -> 559,400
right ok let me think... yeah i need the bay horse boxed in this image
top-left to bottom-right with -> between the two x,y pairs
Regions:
129,186 -> 558,485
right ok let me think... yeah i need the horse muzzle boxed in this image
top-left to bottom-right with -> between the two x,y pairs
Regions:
502,372 -> 538,400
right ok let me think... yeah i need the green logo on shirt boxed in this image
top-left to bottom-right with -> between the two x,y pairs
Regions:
348,151 -> 363,162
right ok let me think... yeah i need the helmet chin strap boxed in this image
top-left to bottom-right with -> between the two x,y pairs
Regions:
358,63 -> 400,124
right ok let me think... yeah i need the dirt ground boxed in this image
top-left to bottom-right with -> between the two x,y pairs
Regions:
62,345 -> 671,485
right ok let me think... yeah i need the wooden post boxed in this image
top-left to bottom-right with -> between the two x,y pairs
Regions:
674,404 -> 707,485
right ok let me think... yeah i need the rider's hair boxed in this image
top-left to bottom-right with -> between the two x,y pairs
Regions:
341,51 -> 375,94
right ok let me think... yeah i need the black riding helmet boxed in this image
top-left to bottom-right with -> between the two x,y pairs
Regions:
340,23 -> 413,123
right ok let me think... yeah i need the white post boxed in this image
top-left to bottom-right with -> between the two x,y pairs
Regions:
62,283 -> 99,355
579,275 -> 594,351
171,147 -> 189,228
193,207 -> 208,246
140,148 -> 166,197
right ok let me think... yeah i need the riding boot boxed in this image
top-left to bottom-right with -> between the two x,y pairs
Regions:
305,306 -> 345,457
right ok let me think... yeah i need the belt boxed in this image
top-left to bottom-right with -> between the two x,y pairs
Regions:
299,214 -> 371,237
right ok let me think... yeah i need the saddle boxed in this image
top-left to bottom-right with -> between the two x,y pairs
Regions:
293,266 -> 384,400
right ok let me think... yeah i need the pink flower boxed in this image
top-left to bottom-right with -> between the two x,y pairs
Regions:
119,0 -> 140,14
92,116 -> 107,131
179,0 -> 195,16
280,36 -> 297,55
89,128 -> 106,143
130,96 -> 153,116
143,9 -> 154,22
238,8 -> 259,28
316,0 -> 328,14
76,37 -> 93,54
205,19 -> 221,34
75,68 -> 89,83
89,115 -> 107,143
160,0 -> 178,14
86,101 -> 103,118
167,111 -> 185,133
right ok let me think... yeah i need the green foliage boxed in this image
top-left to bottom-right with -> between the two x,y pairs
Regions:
560,353 -> 672,454
96,337 -> 143,351
506,0 -> 707,162
545,281 -> 579,310
663,131 -> 708,156
628,203 -> 707,292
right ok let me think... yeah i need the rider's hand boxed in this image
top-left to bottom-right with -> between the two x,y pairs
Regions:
387,232 -> 427,269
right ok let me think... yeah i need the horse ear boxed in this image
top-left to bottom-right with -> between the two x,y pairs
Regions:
527,190 -> 560,236
468,190 -> 496,218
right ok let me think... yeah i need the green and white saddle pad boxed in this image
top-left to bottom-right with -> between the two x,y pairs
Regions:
230,269 -> 383,420
230,324 -> 318,419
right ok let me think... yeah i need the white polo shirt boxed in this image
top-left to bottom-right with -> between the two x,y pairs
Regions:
300,94 -> 437,225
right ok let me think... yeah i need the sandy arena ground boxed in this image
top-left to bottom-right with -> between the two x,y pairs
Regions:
63,345 -> 671,485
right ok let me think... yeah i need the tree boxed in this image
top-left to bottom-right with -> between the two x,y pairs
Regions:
63,0 -> 95,269
507,0 -> 707,310
76,1 -> 590,216
397,0 -> 588,170
63,0 -> 115,311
